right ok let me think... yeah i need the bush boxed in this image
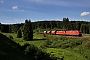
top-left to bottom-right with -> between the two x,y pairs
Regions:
21,43 -> 30,51
84,39 -> 90,49
25,44 -> 53,60
8,35 -> 13,40
17,29 -> 22,38
43,35 -> 82,49
25,44 -> 38,55
51,40 -> 62,48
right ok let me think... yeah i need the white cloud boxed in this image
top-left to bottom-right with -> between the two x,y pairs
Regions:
13,18 -> 25,23
1,18 -> 25,24
0,8 -> 25,12
12,6 -> 18,10
1,0 -> 4,3
81,12 -> 90,16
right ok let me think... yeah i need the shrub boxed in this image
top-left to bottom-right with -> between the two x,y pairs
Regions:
21,43 -> 30,51
8,35 -> 13,40
61,44 -> 70,49
84,39 -> 90,49
25,44 -> 53,60
51,40 -> 62,48
43,35 -> 82,49
17,29 -> 22,38
25,44 -> 38,55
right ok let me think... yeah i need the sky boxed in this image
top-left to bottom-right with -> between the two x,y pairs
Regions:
0,0 -> 90,24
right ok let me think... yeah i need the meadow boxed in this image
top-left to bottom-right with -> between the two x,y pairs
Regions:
2,33 -> 90,60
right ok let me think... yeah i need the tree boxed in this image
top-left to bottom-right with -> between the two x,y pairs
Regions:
25,44 -> 53,60
88,23 -> 90,34
80,24 -> 89,34
0,23 -> 1,31
17,29 -> 22,38
11,24 -> 21,33
1,24 -> 9,33
75,22 -> 81,30
62,18 -> 69,30
23,20 -> 33,41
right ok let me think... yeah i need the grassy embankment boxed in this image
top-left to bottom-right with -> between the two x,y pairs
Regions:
2,33 -> 90,60
0,33 -> 31,60
2,33 -> 45,46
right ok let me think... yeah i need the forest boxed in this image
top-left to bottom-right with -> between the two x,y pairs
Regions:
0,18 -> 90,34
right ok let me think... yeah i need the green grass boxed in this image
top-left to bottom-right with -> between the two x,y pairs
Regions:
82,34 -> 90,36
2,33 -> 25,45
2,33 -> 46,47
33,33 -> 45,39
46,48 -> 86,60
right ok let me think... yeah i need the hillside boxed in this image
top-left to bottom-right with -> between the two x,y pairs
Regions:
2,33 -> 90,60
0,33 -> 31,60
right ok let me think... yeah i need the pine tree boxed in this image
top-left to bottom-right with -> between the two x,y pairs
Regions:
80,24 -> 89,34
62,17 -> 69,30
17,29 -> 22,38
23,20 -> 33,41
89,23 -> 90,34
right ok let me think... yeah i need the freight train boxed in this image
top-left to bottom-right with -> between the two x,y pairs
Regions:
44,30 -> 82,36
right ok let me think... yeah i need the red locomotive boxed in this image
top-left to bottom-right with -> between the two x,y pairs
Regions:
44,30 -> 82,36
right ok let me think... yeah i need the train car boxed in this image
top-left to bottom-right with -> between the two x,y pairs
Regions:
43,30 -> 82,36
44,31 -> 51,34
65,30 -> 82,36
44,31 -> 47,34
55,30 -> 65,35
51,31 -> 56,35
47,31 -> 51,34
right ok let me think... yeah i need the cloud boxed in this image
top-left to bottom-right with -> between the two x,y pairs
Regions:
12,6 -> 18,10
81,12 -> 90,16
1,18 -> 25,24
1,0 -> 4,3
0,8 -> 25,12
